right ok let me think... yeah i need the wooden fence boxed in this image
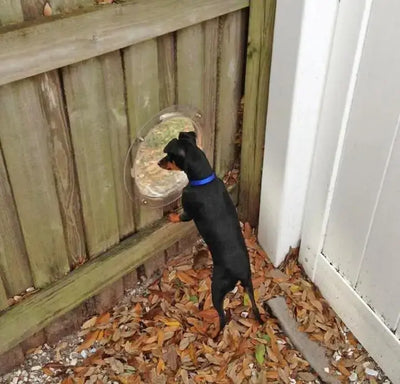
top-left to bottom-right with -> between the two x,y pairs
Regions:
0,0 -> 275,356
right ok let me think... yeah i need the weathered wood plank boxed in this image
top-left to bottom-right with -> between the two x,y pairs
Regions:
0,0 -> 23,26
123,39 -> 163,229
18,0 -> 87,269
239,0 -> 276,226
177,24 -> 204,112
21,0 -> 94,20
216,10 -> 246,176
0,279 -> 7,311
99,51 -> 135,238
124,40 -> 160,140
20,0 -> 47,20
0,145 -> 33,295
202,18 -> 219,164
157,33 -> 176,109
50,0 -> 94,14
0,0 -> 33,297
62,58 -> 119,257
39,71 -> 87,266
0,219 -> 197,354
0,79 -> 70,287
0,0 -> 249,87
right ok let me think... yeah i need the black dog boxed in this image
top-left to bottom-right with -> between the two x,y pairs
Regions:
158,131 -> 263,334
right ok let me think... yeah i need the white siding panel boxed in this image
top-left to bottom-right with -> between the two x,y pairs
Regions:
323,0 -> 400,285
299,0 -> 372,278
355,126 -> 400,329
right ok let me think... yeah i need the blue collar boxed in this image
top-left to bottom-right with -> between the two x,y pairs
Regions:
189,173 -> 216,186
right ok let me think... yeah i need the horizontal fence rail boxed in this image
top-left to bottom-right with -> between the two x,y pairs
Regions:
0,219 -> 197,355
0,0 -> 249,87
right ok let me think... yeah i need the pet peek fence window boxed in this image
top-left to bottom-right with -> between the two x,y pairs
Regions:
124,105 -> 204,209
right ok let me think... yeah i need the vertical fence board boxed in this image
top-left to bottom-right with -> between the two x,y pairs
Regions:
124,39 -> 163,229
0,0 -> 23,25
157,33 -> 176,109
0,145 -> 32,296
216,11 -> 246,176
99,51 -> 135,238
239,0 -> 276,226
50,0 -> 94,14
0,279 -> 7,310
20,0 -> 46,20
21,0 -> 94,21
20,0 -> 87,268
177,24 -> 204,112
39,71 -> 87,266
63,58 -> 119,257
0,79 -> 70,287
202,18 -> 219,164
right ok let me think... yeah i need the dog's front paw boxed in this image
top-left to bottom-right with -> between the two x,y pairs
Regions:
168,213 -> 181,223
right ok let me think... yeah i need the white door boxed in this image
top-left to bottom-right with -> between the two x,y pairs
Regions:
300,0 -> 400,382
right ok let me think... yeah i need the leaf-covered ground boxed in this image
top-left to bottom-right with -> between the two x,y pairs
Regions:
33,224 -> 387,384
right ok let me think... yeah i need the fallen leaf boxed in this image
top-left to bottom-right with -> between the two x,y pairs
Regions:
77,330 -> 100,352
82,316 -> 98,329
255,344 -> 265,365
96,312 -> 111,325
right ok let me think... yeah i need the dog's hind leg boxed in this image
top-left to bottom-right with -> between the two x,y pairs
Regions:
211,267 -> 236,335
242,278 -> 263,324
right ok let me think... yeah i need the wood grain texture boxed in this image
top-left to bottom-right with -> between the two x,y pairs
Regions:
0,0 -> 23,26
38,71 -> 87,266
177,24 -> 204,112
0,0 -> 249,87
50,0 -> 94,14
99,51 -> 135,238
0,79 -> 70,287
62,58 -> 119,257
157,33 -> 176,109
18,0 -> 87,267
216,10 -> 246,176
123,39 -> 163,229
0,279 -> 7,310
0,145 -> 33,296
20,0 -> 47,20
21,0 -> 93,21
202,18 -> 219,164
20,0 -> 86,264
239,0 -> 276,226
0,219 -> 197,355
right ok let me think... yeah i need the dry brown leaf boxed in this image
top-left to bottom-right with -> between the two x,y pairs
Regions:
176,270 -> 197,285
243,222 -> 252,239
96,312 -> 111,325
156,358 -> 165,375
77,330 -> 100,352
180,369 -> 189,384
82,316 -> 98,329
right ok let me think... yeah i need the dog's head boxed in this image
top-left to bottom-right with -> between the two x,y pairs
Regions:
158,131 -> 197,171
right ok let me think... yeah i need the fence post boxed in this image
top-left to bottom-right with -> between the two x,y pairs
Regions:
239,0 -> 276,227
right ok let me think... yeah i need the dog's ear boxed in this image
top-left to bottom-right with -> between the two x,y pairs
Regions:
179,131 -> 197,145
163,138 -> 186,158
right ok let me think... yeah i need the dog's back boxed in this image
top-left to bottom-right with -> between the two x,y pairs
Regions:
182,178 -> 251,280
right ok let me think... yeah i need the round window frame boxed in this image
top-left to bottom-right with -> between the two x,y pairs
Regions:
123,105 -> 204,208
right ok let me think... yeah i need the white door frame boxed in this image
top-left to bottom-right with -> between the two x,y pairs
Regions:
257,0 -> 338,266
